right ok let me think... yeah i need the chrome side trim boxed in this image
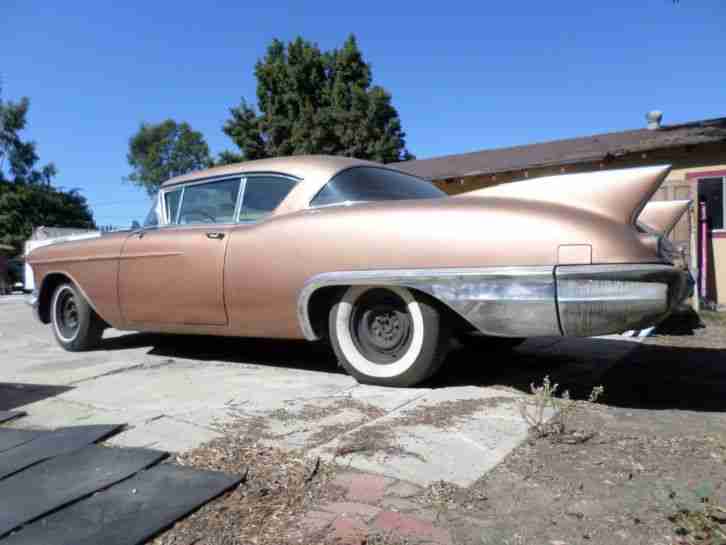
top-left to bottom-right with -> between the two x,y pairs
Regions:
297,266 -> 560,341
555,264 -> 676,278
29,254 -> 119,265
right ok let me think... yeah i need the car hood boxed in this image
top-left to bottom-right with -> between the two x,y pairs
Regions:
26,231 -> 130,265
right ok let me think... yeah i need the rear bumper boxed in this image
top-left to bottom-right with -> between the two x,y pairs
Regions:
554,264 -> 689,336
299,264 -> 689,340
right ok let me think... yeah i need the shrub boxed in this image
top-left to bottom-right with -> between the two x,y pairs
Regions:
518,375 -> 604,439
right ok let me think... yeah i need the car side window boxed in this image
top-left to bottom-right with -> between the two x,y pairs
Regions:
143,204 -> 159,227
177,178 -> 241,225
164,188 -> 182,224
239,176 -> 296,222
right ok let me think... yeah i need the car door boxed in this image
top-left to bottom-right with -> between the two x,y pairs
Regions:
224,174 -> 300,336
119,177 -> 241,326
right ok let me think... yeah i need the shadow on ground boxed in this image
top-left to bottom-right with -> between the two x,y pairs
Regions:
652,307 -> 705,336
98,327 -> 726,413
100,332 -> 341,375
441,337 -> 726,412
0,383 -> 73,411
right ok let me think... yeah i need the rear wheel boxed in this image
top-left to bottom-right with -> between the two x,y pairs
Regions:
329,286 -> 450,387
51,282 -> 104,351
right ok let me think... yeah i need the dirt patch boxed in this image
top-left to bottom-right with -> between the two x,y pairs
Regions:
268,397 -> 388,449
452,410 -> 726,544
219,396 -> 388,451
306,417 -> 369,448
270,397 -> 386,423
218,414 -> 275,444
327,396 -> 516,461
394,396 -> 516,429
428,317 -> 726,545
333,423 -> 427,462
152,438 -> 342,545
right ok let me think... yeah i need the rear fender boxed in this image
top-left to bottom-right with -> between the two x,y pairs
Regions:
298,267 -> 560,341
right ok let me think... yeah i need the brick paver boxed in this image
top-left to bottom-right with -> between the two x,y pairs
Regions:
332,515 -> 368,544
346,473 -> 388,504
322,501 -> 381,520
373,510 -> 452,545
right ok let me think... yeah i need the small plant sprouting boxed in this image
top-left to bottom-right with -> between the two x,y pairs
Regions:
518,375 -> 604,439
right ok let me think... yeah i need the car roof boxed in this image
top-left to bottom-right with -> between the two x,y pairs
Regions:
160,155 -> 386,215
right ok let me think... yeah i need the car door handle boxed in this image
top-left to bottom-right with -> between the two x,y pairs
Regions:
206,232 -> 225,240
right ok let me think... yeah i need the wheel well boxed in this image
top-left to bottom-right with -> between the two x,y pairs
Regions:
37,273 -> 72,324
307,286 -> 347,340
304,285 -> 474,340
407,288 -> 475,335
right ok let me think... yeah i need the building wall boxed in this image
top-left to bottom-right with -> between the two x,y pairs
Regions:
434,142 -> 726,305
712,236 -> 726,307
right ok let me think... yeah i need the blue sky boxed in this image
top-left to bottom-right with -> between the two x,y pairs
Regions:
2,0 -> 724,227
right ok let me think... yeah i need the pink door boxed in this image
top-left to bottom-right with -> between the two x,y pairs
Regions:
118,225 -> 233,326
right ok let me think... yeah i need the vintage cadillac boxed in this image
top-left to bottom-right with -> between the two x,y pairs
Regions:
27,156 -> 691,386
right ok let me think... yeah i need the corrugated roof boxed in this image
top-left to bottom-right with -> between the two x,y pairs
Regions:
394,117 -> 726,180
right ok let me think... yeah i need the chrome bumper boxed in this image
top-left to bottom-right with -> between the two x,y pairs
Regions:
298,264 -> 689,340
555,264 -> 688,336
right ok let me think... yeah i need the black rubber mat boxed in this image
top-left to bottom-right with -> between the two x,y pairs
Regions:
0,445 -> 166,536
0,424 -> 123,479
0,429 -> 45,453
0,411 -> 25,424
3,464 -> 243,545
0,383 -> 72,411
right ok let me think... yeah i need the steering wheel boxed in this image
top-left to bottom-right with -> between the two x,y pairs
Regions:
182,210 -> 217,224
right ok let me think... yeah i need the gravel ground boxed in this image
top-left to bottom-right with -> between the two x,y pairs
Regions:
150,310 -> 726,545
448,309 -> 726,545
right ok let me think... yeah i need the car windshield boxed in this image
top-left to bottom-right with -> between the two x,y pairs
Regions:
310,167 -> 445,207
143,197 -> 161,228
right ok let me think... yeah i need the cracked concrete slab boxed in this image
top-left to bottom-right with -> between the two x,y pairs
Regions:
1,299 -> 640,486
308,387 -> 540,486
105,416 -> 224,451
11,398 -> 162,429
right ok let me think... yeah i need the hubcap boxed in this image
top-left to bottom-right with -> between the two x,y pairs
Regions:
350,289 -> 412,364
55,289 -> 80,340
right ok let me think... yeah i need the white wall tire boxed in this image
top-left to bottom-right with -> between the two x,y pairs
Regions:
50,282 -> 104,351
329,286 -> 450,387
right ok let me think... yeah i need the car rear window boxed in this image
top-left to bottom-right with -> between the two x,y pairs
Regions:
310,167 -> 445,207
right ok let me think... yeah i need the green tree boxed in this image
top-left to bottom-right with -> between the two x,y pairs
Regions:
0,90 -> 94,255
126,119 -> 212,195
222,35 -> 414,163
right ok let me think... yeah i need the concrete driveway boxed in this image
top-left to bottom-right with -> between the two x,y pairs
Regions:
0,297 -> 640,486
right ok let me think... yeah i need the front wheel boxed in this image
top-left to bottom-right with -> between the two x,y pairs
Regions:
51,282 -> 104,351
328,286 -> 450,387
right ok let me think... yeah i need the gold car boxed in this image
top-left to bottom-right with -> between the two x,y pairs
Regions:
27,156 -> 689,386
